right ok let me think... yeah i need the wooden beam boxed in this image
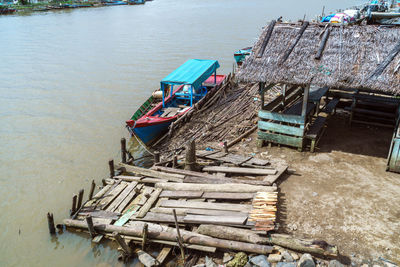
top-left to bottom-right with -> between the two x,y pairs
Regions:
136,188 -> 162,218
202,192 -> 255,200
160,200 -> 252,212
106,182 -> 138,212
315,26 -> 331,60
369,40 -> 400,79
183,214 -> 248,225
160,190 -> 203,199
155,183 -> 277,193
118,163 -> 184,182
280,21 -> 309,64
257,20 -> 276,58
150,207 -> 248,217
202,166 -> 277,175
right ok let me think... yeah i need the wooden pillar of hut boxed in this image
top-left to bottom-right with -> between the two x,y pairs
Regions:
184,140 -> 197,171
299,85 -> 310,151
281,84 -> 287,109
259,82 -> 265,110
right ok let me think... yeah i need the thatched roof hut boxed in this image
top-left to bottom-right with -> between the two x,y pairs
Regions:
237,22 -> 400,94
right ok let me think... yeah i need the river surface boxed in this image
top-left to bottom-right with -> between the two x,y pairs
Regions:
0,0 -> 362,266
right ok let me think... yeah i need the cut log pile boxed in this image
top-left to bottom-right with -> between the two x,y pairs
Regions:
58,144 -> 338,266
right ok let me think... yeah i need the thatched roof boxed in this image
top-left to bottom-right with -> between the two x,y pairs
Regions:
237,22 -> 400,94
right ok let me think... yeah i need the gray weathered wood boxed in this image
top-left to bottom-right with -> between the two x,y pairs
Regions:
85,184 -> 112,207
64,219 -> 273,254
257,20 -> 276,58
79,210 -> 120,220
115,184 -> 143,214
263,165 -> 288,185
138,187 -> 154,206
96,182 -> 128,209
115,175 -> 168,184
156,246 -> 172,265
137,212 -> 186,223
197,224 -> 265,244
202,192 -> 255,200
119,163 -> 184,182
88,180 -> 96,201
160,200 -> 252,212
106,182 -> 138,212
150,207 -> 248,217
280,21 -> 309,64
183,215 -> 248,225
136,188 -> 162,218
160,190 -> 203,199
155,183 -> 277,193
184,175 -> 269,186
202,166 -> 277,175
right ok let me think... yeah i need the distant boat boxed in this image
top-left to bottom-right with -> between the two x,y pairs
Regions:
103,1 -> 128,6
129,0 -> 145,4
234,47 -> 252,66
126,59 -> 226,145
0,6 -> 16,14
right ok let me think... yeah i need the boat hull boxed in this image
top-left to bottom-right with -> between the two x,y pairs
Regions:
132,119 -> 172,145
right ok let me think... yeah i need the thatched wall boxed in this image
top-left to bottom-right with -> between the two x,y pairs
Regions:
237,22 -> 400,94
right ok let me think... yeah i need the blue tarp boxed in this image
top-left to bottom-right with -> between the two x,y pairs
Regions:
161,59 -> 220,90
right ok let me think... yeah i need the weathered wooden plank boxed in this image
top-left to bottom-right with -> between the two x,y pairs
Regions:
137,212 -> 185,223
115,184 -> 143,214
115,175 -> 168,184
160,200 -> 252,212
183,215 -> 248,225
184,176 -> 269,185
202,166 -> 276,175
114,206 -> 141,227
150,207 -> 248,217
79,210 -> 120,220
258,131 -> 303,148
156,246 -> 172,265
155,183 -> 277,193
258,121 -> 304,137
280,21 -> 309,64
202,192 -> 255,200
84,184 -> 112,208
106,182 -> 138,212
136,188 -> 162,218
96,182 -> 128,210
118,163 -> 184,182
242,157 -> 269,166
203,151 -> 228,160
258,110 -> 304,124
160,190 -> 203,199
215,154 -> 253,165
138,187 -> 154,206
264,165 -> 288,185
196,150 -> 219,157
92,218 -> 113,225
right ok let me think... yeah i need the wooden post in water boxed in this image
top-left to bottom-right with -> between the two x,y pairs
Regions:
172,155 -> 178,168
184,140 -> 197,171
88,180 -> 95,200
71,194 -> 77,216
47,212 -> 56,235
113,232 -> 132,256
77,189 -> 84,210
153,151 -> 160,164
86,215 -> 96,238
121,138 -> 127,164
109,159 -> 114,178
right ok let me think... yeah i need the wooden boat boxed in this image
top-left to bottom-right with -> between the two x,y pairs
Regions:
234,47 -> 252,66
0,6 -> 16,14
103,1 -> 128,6
126,59 -> 226,145
129,0 -> 145,4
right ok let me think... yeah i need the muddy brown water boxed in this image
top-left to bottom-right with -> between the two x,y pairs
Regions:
0,1 -> 363,266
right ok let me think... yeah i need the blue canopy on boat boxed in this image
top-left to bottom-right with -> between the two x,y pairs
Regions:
161,59 -> 220,90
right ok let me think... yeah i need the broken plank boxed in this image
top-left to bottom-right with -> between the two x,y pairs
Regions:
156,246 -> 172,265
118,163 -> 184,182
138,187 -> 154,206
115,184 -> 143,214
114,206 -> 141,227
150,207 -> 248,217
263,165 -> 288,185
136,188 -> 162,218
106,182 -> 138,212
79,210 -> 120,220
155,183 -> 277,193
159,190 -> 203,199
84,184 -> 112,208
115,175 -> 168,184
183,215 -> 248,225
202,192 -> 255,200
202,166 -> 277,175
184,176 -> 269,186
160,200 -> 252,212
96,182 -> 128,210
137,212 -> 185,223
243,157 -> 270,166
